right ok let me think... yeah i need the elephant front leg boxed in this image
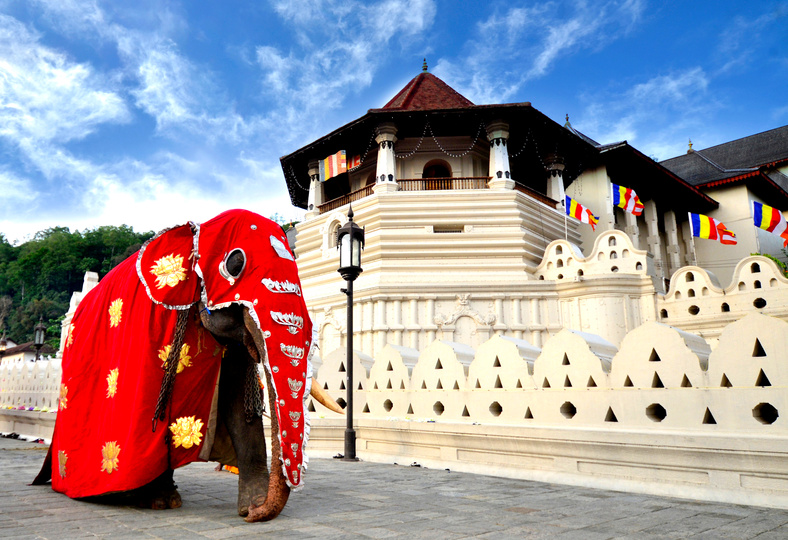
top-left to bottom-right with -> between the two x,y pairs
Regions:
218,348 -> 270,517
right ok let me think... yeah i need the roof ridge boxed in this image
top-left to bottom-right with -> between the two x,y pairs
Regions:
382,71 -> 474,111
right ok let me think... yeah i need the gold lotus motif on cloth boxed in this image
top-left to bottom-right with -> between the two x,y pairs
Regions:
59,384 -> 68,410
58,450 -> 67,478
66,324 -> 74,348
101,441 -> 120,474
108,298 -> 123,328
169,416 -> 204,449
150,254 -> 187,289
106,368 -> 119,398
159,343 -> 192,374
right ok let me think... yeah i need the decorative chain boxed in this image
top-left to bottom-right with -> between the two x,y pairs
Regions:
244,360 -> 265,424
152,306 -> 192,432
395,122 -> 430,159
428,121 -> 485,158
348,130 -> 378,171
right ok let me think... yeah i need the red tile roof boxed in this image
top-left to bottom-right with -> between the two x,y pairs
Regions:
382,72 -> 474,111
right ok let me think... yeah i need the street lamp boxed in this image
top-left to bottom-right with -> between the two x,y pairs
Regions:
337,204 -> 365,461
34,316 -> 46,361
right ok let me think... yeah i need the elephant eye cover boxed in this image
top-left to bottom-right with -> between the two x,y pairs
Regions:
195,210 -> 312,490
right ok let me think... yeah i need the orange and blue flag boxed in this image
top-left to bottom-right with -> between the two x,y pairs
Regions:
752,201 -> 788,247
690,213 -> 737,245
319,150 -> 347,182
565,196 -> 599,230
612,183 -> 644,216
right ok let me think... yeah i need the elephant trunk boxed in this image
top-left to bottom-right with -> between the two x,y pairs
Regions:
242,309 -> 290,522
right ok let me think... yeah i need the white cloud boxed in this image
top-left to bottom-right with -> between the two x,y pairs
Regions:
434,0 -> 644,104
577,68 -> 714,159
0,14 -> 129,146
125,38 -> 245,140
254,0 -> 436,144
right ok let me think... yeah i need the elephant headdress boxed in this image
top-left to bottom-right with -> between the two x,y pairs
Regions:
52,209 -> 312,498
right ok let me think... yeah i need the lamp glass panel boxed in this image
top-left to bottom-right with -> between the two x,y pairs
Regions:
351,236 -> 361,267
339,233 -> 351,268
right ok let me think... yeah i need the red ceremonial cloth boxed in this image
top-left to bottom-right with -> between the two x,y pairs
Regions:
51,210 -> 312,498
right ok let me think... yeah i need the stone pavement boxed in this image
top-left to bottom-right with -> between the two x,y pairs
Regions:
2,438 -> 788,539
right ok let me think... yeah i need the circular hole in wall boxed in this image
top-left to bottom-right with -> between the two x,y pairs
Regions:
433,401 -> 445,416
557,274 -> 564,279
753,298 -> 767,309
688,305 -> 700,315
753,403 -> 779,424
560,401 -> 577,419
336,397 -> 347,409
383,399 -> 393,412
611,266 -> 619,273
646,403 -> 667,422
489,402 -> 503,417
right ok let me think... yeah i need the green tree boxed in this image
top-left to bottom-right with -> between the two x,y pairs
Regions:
0,225 -> 153,347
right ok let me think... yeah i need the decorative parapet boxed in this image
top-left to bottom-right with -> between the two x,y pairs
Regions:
305,314 -> 788,436
658,256 -> 788,345
533,229 -> 652,281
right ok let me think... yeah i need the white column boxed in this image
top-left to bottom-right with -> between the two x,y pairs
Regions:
373,123 -> 398,194
545,154 -> 566,207
624,211 -> 640,248
644,200 -> 665,285
486,120 -> 514,189
664,210 -> 682,274
305,160 -> 322,219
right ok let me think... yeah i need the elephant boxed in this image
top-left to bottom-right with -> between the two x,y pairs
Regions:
33,209 -> 342,522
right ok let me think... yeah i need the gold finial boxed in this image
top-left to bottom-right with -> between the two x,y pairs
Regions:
422,58 -> 428,72
687,138 -> 694,154
564,114 -> 571,128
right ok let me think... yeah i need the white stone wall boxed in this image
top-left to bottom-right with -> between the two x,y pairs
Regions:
0,357 -> 61,412
309,313 -> 788,436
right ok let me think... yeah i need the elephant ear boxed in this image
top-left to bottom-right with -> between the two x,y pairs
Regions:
137,223 -> 201,309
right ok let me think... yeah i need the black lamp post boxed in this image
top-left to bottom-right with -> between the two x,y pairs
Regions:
337,204 -> 365,461
34,316 -> 46,361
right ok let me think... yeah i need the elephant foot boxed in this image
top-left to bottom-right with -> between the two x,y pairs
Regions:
237,474 -> 269,517
134,469 -> 182,509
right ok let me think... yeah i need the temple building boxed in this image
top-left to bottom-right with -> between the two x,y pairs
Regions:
280,63 -> 788,356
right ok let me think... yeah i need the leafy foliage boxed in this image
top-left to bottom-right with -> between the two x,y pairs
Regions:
0,226 -> 153,349
752,252 -> 788,278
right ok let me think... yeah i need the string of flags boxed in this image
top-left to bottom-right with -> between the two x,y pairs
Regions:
315,154 -> 787,251
564,183 -> 785,252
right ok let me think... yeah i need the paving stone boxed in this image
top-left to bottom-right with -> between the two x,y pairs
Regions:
4,438 -> 788,538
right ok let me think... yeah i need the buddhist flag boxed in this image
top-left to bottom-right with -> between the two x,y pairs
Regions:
689,213 -> 737,245
348,154 -> 361,170
565,196 -> 599,230
612,183 -> 644,216
752,201 -> 788,247
319,150 -> 347,182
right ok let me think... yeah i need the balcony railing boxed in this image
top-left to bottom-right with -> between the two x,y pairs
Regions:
319,185 -> 376,213
317,176 -> 556,213
398,177 -> 491,191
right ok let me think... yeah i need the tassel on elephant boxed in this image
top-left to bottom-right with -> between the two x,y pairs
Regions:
33,209 -> 342,522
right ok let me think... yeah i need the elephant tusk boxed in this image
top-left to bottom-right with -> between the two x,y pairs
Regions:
310,378 -> 345,414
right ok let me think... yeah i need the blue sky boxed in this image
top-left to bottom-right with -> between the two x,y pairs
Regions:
1,0 -> 786,243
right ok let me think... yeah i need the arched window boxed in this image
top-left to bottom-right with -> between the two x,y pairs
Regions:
328,221 -> 341,249
423,159 -> 451,178
365,172 -> 377,186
